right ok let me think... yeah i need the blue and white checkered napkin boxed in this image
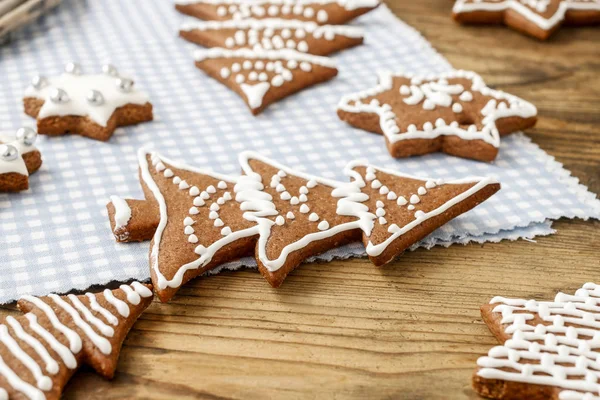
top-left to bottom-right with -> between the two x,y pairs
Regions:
0,0 -> 598,303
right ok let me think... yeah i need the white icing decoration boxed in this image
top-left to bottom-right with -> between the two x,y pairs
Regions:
24,68 -> 149,127
110,196 -> 132,233
103,289 -> 130,318
0,130 -> 38,176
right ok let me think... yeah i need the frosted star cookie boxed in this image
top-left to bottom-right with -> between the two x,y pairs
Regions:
473,282 -> 600,399
336,161 -> 501,266
0,282 -> 153,400
453,0 -> 600,40
180,18 -> 364,56
0,127 -> 42,192
24,62 -> 153,141
337,70 -> 537,162
195,48 -> 337,114
175,0 -> 380,25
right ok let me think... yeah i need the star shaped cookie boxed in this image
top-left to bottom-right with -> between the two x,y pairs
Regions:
23,62 -> 153,141
337,69 -> 538,162
453,0 -> 600,40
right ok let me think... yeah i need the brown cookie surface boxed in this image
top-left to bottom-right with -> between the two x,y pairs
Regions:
23,63 -> 153,141
0,282 -> 153,400
175,0 -> 380,25
180,18 -> 364,56
453,0 -> 600,40
338,70 -> 537,162
195,48 -> 338,114
473,282 -> 600,399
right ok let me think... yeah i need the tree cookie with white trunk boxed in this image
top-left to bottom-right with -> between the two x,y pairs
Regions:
453,0 -> 600,40
337,69 -> 537,162
473,282 -> 600,399
0,282 -> 153,400
175,0 -> 380,25
180,18 -> 364,56
23,63 -> 153,142
0,127 -> 42,192
195,48 -> 337,115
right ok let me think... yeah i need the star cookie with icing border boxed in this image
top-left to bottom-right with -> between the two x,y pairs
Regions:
175,0 -> 380,25
453,0 -> 600,40
336,161 -> 501,266
23,62 -> 153,142
195,48 -> 337,114
180,18 -> 364,56
107,149 -> 259,302
235,151 -> 363,287
337,70 -> 538,162
0,282 -> 153,400
0,127 -> 42,192
473,282 -> 600,399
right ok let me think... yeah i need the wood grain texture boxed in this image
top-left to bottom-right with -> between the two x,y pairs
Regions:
1,0 -> 599,398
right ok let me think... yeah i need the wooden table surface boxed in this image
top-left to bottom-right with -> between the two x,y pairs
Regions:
2,1 -> 599,399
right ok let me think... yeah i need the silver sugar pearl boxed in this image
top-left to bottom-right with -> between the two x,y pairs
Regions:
0,144 -> 19,162
102,64 -> 118,76
31,75 -> 48,90
64,62 -> 82,75
15,127 -> 37,146
49,88 -> 70,103
116,77 -> 134,92
86,89 -> 105,106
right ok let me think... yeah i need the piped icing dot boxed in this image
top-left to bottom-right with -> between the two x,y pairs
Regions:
318,220 -> 329,230
188,234 -> 199,243
397,196 -> 407,206
308,212 -> 319,222
275,215 -> 285,226
418,187 -> 427,195
410,194 -> 420,204
300,204 -> 310,213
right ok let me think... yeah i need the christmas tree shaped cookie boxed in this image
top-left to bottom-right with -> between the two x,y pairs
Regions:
23,63 -> 153,141
337,161 -> 501,266
0,282 -> 153,400
195,48 -> 337,114
107,149 -> 259,302
175,0 -> 380,25
235,151 -> 364,287
473,282 -> 600,399
180,18 -> 364,56
337,70 -> 538,162
453,0 -> 600,40
0,127 -> 42,192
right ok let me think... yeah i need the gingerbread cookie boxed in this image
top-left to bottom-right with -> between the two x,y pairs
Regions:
107,149 -> 259,302
236,151 -> 364,287
23,63 -> 153,141
180,18 -> 364,56
175,0 -> 380,25
108,149 -> 500,294
0,282 -> 153,400
453,0 -> 600,40
473,282 -> 600,399
0,127 -> 42,192
195,48 -> 337,114
337,161 -> 501,266
337,70 -> 538,162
